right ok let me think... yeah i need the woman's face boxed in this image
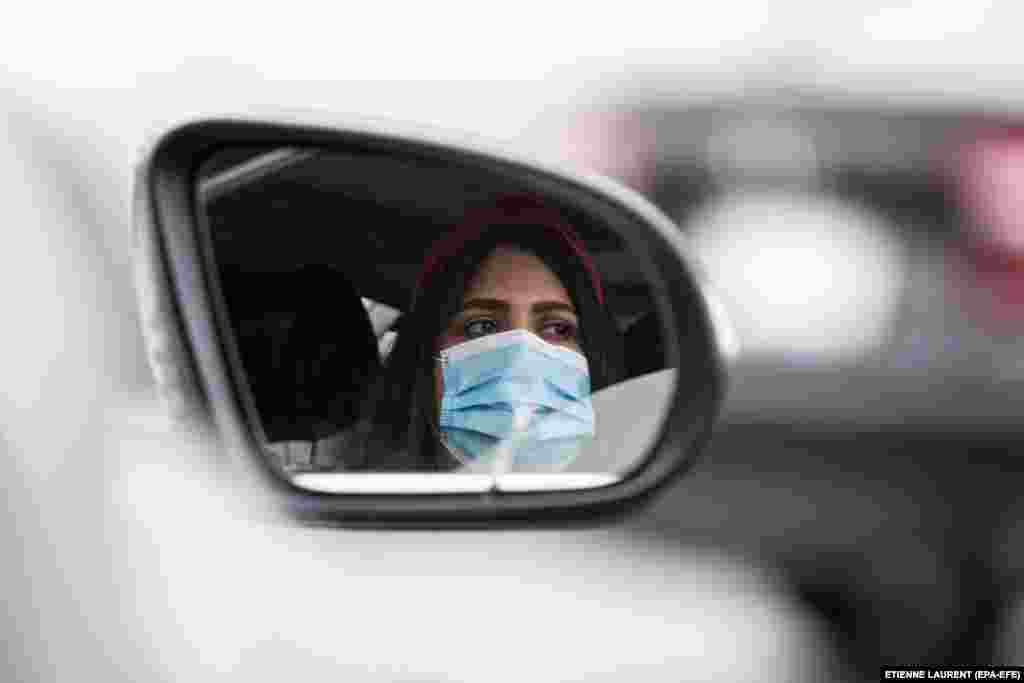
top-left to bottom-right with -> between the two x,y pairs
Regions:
433,245 -> 581,410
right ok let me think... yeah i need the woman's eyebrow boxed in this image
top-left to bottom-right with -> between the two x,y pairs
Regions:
531,301 -> 577,315
459,298 -> 576,315
460,297 -> 508,311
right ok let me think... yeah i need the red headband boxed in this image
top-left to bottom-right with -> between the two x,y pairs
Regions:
415,195 -> 605,306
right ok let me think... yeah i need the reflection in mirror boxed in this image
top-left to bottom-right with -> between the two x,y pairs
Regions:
195,147 -> 678,492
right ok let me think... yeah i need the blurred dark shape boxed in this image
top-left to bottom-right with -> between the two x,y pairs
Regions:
623,312 -> 666,377
220,265 -> 381,446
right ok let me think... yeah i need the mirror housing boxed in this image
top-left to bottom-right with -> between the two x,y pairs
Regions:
133,117 -> 730,526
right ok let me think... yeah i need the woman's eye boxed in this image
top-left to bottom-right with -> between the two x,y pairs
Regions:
463,318 -> 498,338
541,320 -> 577,341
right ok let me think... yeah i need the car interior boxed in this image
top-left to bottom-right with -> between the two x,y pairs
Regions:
196,147 -> 671,473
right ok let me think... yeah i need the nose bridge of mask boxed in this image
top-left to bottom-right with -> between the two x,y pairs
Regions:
439,328 -> 586,367
439,330 -> 590,407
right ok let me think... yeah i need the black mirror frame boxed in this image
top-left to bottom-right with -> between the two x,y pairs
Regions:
133,117 -> 729,528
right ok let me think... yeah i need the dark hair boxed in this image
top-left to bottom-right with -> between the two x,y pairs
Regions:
354,222 -> 624,471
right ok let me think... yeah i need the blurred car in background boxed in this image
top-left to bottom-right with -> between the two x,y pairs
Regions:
558,91 -> 1024,674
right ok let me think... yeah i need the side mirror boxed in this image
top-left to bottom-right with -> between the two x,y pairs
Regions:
133,117 -> 730,526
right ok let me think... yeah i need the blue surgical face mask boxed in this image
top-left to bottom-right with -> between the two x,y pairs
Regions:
436,329 -> 595,469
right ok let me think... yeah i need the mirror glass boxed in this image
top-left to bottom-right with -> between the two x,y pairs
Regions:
194,146 -> 679,493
